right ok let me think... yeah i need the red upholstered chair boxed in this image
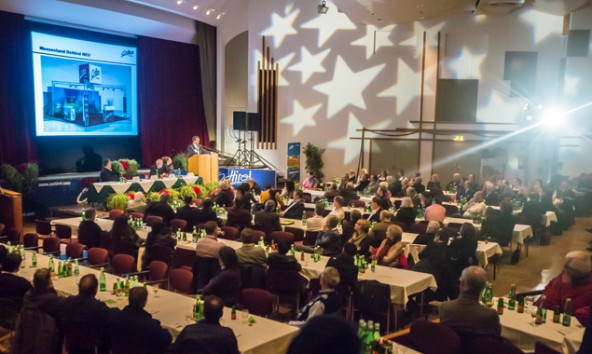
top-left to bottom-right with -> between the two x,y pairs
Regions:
129,212 -> 144,220
109,209 -> 125,220
169,219 -> 188,233
221,226 -> 239,241
250,230 -> 266,244
148,261 -> 169,283
284,226 -> 304,242
42,237 -> 61,256
23,233 -> 39,250
470,336 -> 524,354
409,320 -> 460,354
66,243 -> 86,259
87,248 -> 110,268
145,215 -> 164,227
55,224 -> 72,244
35,219 -> 52,239
349,200 -> 366,208
239,288 -> 274,317
270,231 -> 295,245
266,270 -> 302,315
111,254 -> 136,276
81,177 -> 98,189
174,247 -> 196,271
169,268 -> 193,294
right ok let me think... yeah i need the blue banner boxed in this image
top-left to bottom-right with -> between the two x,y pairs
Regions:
287,142 -> 301,181
218,168 -> 276,188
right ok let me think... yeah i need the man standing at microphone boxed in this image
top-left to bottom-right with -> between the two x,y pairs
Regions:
186,136 -> 208,157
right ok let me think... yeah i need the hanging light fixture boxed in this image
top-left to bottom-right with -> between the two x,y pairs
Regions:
318,0 -> 329,14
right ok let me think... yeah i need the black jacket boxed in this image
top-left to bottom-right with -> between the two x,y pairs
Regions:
282,199 -> 305,220
144,202 -> 176,225
326,254 -> 358,290
266,253 -> 302,272
175,205 -> 201,231
109,305 -> 171,354
78,220 -> 103,248
172,320 -> 239,354
99,168 -> 119,182
254,211 -> 282,236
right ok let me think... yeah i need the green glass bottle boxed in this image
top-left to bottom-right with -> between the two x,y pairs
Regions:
99,267 -> 107,292
562,298 -> 572,327
31,252 -> 37,268
508,283 -> 516,311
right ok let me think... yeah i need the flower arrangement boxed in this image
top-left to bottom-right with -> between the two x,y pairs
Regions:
178,185 -> 199,200
118,159 -> 139,178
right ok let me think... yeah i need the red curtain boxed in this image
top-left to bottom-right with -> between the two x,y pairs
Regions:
0,11 -> 37,165
138,36 -> 209,166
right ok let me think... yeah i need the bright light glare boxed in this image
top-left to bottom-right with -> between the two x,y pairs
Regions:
540,108 -> 565,129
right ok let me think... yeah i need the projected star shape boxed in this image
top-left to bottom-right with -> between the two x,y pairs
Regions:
288,47 -> 330,84
398,21 -> 445,58
519,10 -> 562,44
443,48 -> 486,80
351,25 -> 396,59
260,8 -> 300,47
280,100 -> 322,135
377,58 -> 418,115
328,112 -> 391,165
313,56 -> 385,118
301,7 -> 357,47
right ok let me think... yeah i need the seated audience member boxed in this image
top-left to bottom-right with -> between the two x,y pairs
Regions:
425,196 -> 446,223
0,253 -> 33,309
78,208 -> 103,248
281,189 -> 306,220
196,198 -> 219,225
292,267 -> 341,325
100,159 -> 120,182
406,187 -> 421,209
254,200 -> 282,236
341,209 -> 361,243
413,220 -> 440,245
326,243 -> 358,292
553,180 -> 576,230
367,174 -> 381,195
439,266 -> 501,337
149,159 -> 167,178
266,241 -> 302,272
225,196 -> 253,231
202,247 -> 242,306
367,196 -> 383,224
236,228 -> 267,268
175,195 -> 200,230
195,221 -> 224,259
448,223 -> 478,279
374,225 -> 405,268
172,295 -> 239,354
388,175 -> 403,197
22,268 -> 61,319
127,191 -> 148,213
480,201 -> 516,246
287,316 -> 361,354
394,197 -> 417,227
412,242 -> 454,301
378,170 -> 388,182
306,202 -> 326,232
445,173 -> 463,192
247,178 -> 262,195
456,180 -> 477,201
162,156 -> 175,176
111,214 -> 143,248
235,183 -> 257,210
338,182 -> 359,205
213,181 -> 233,207
347,219 -> 372,258
418,229 -> 452,279
315,215 -> 342,257
519,191 -> 546,228
541,250 -> 592,326
323,183 -> 340,201
412,177 -> 426,194
369,210 -> 392,248
462,191 -> 487,218
483,181 -> 500,206
420,191 -> 432,209
142,220 -> 176,269
354,173 -> 370,192
426,174 -> 441,191
301,172 -> 319,189
144,194 -> 176,225
260,185 -> 284,207
60,274 -> 113,353
327,196 -> 346,222
109,287 -> 172,354
375,181 -> 392,202
282,180 -> 296,200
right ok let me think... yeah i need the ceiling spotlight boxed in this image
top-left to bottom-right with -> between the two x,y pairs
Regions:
216,11 -> 226,20
192,5 -> 198,10
176,0 -> 184,5
206,8 -> 214,15
318,0 -> 329,14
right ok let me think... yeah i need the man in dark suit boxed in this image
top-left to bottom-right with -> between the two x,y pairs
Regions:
315,215 -> 342,257
99,159 -> 120,182
254,200 -> 282,236
439,266 -> 501,337
149,159 -> 166,177
281,189 -> 306,220
60,274 -> 114,353
78,208 -> 103,248
109,287 -> 171,353
0,253 -> 33,309
144,194 -> 176,225
186,136 -> 208,157
339,182 -> 359,205
171,295 -> 239,354
266,241 -> 302,272
175,195 -> 200,231
326,243 -> 358,291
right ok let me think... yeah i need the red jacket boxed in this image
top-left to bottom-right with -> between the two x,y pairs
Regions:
542,271 -> 592,326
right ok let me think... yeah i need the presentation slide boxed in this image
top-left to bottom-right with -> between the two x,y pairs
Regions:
31,32 -> 138,136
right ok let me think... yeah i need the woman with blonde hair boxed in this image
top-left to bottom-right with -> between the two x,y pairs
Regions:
348,219 -> 372,258
375,224 -> 405,268
394,197 -> 417,227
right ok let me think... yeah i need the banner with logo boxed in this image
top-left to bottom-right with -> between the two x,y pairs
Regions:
287,142 -> 301,181
218,168 -> 276,188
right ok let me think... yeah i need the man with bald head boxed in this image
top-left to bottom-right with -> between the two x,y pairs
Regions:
446,173 -> 463,192
439,266 -> 501,337
462,191 -> 487,217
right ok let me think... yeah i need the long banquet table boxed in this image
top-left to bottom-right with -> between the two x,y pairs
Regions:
16,250 -> 299,354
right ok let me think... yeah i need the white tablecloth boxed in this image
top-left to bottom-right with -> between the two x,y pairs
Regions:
402,237 -> 503,268
442,217 -> 533,245
17,250 -> 299,354
92,176 -> 200,194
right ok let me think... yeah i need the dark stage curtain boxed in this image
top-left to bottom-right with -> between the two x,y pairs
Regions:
0,11 -> 37,165
138,36 -> 209,166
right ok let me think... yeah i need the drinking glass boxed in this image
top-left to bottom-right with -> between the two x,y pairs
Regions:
241,309 -> 249,324
152,284 -> 160,298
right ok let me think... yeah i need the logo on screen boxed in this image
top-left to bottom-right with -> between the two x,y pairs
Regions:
121,49 -> 135,58
90,68 -> 101,81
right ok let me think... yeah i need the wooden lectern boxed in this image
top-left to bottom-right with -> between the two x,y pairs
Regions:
0,188 -> 23,243
187,153 -> 218,184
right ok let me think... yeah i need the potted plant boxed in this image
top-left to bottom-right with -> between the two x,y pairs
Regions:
173,153 -> 188,172
178,184 -> 200,200
0,163 -> 39,197
106,193 -> 130,210
303,143 -> 325,181
118,159 -> 139,179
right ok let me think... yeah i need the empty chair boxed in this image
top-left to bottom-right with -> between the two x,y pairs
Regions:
170,268 -> 193,294
174,247 -> 196,271
147,260 -> 169,283
42,237 -> 61,256
443,204 -> 459,216
409,320 -> 461,354
87,248 -> 110,268
284,226 -> 304,242
357,280 -> 393,332
55,224 -> 72,243
111,254 -> 136,275
270,231 -> 295,245
128,212 -> 144,220
109,209 -> 125,220
169,219 -> 188,233
35,219 -> 52,239
23,233 -> 39,249
221,226 -> 239,240
145,215 -> 164,227
239,288 -> 274,317
66,243 -> 86,259
239,264 -> 266,290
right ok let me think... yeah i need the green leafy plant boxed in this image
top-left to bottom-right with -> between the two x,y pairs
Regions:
106,193 -> 130,210
111,160 -> 123,175
165,187 -> 181,203
148,192 -> 161,202
117,159 -> 139,177
303,143 -> 325,181
173,153 -> 188,171
0,163 -> 39,196
198,181 -> 220,199
178,185 -> 198,200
